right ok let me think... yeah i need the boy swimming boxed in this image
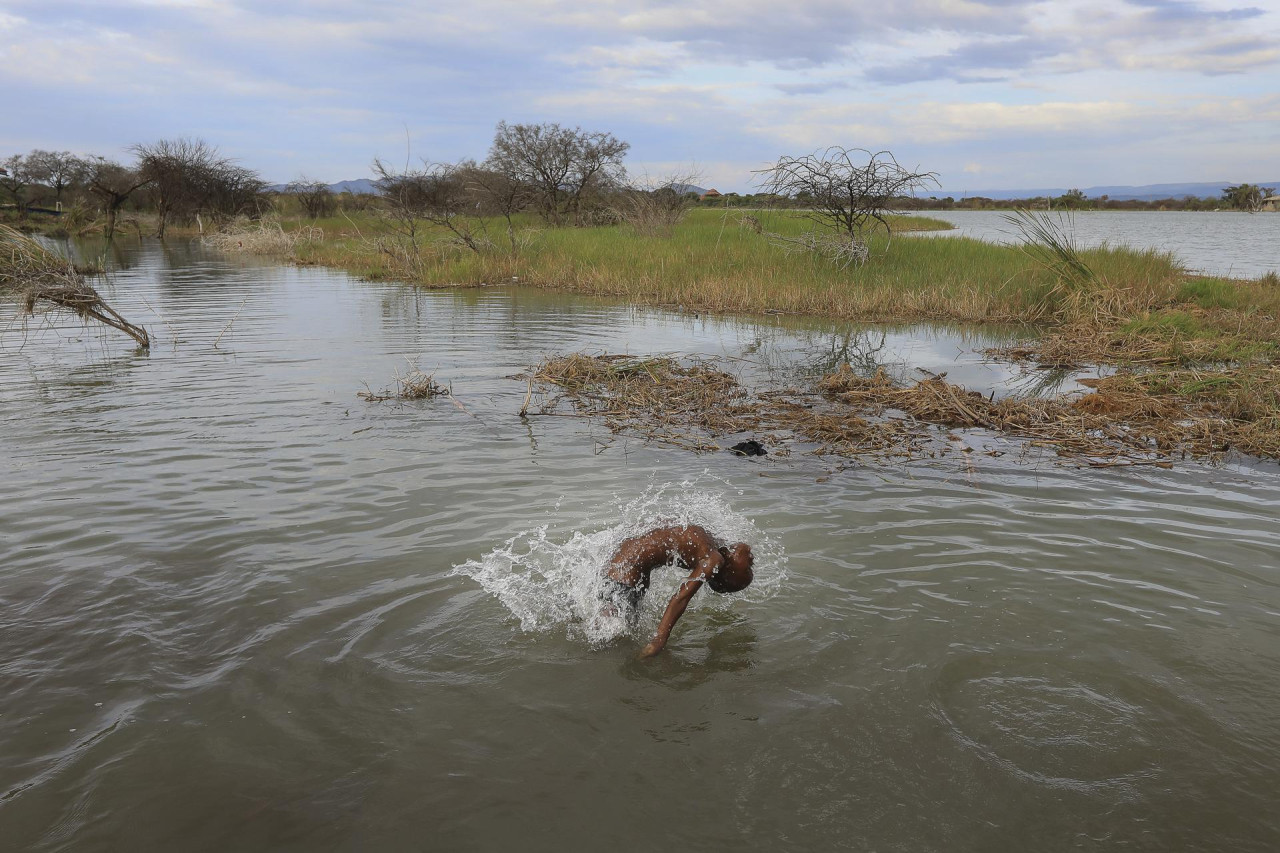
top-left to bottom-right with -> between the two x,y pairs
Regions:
600,524 -> 754,657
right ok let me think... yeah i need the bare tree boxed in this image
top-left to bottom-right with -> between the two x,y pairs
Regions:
287,176 -> 334,219
613,170 -> 702,237
84,157 -> 149,239
461,161 -> 531,252
26,150 -> 86,208
486,121 -> 629,226
202,163 -> 268,223
754,147 -> 938,265
371,158 -> 490,275
133,138 -> 263,236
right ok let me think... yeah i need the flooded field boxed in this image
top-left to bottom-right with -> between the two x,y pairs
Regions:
3,240 -> 1280,851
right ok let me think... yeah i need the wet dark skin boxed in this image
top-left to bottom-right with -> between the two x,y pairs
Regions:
605,525 -> 754,658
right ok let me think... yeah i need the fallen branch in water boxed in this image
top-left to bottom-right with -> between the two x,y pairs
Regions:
0,224 -> 149,349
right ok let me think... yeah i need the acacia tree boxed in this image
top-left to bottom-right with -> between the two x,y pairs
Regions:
0,154 -> 33,216
287,176 -> 334,219
486,121 -> 629,226
754,147 -> 937,265
372,158 -> 489,272
84,157 -> 149,239
1222,184 -> 1275,212
133,138 -> 263,236
26,150 -> 85,208
461,161 -> 530,252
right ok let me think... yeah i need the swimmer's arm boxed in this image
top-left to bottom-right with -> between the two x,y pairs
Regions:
639,554 -> 720,658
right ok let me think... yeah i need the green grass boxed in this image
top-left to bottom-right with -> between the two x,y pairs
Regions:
1122,310 -> 1203,338
1177,277 -> 1242,310
281,208 -> 1187,326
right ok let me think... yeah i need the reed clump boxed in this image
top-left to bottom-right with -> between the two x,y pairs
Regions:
531,352 -> 1280,465
203,217 -> 323,255
818,363 -> 1280,462
0,224 -> 149,348
358,368 -> 448,402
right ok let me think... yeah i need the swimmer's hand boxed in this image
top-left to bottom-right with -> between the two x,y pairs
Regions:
639,640 -> 664,658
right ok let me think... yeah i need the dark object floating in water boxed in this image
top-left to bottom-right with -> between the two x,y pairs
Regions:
729,439 -> 766,457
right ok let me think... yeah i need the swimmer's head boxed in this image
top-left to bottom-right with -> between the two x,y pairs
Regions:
710,543 -> 754,594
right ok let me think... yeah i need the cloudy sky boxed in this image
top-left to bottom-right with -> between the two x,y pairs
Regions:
2,0 -> 1277,192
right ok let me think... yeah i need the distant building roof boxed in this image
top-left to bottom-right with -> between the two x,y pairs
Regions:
700,188 -> 721,199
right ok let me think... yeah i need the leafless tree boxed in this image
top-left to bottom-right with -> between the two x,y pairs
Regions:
204,163 -> 268,222
287,176 -> 334,219
613,170 -> 702,237
461,161 -> 531,252
754,147 -> 937,265
132,138 -> 265,236
371,158 -> 490,275
84,157 -> 149,239
26,150 -> 86,208
486,121 -> 629,226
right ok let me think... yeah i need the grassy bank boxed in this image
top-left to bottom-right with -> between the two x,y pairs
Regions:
226,206 -> 1279,366
271,208 -> 1180,325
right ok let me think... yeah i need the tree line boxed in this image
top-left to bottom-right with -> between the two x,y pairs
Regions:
1,143 -> 267,238
895,184 -> 1276,212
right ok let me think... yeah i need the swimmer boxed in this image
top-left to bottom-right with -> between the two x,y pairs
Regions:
601,524 -> 754,658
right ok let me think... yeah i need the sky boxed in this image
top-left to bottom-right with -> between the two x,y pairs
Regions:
1,0 -> 1277,192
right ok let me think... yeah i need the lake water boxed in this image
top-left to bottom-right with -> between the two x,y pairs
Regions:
3,240 -> 1280,851
910,210 -> 1279,278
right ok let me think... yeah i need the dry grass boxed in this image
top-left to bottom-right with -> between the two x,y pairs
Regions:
0,224 -> 149,348
355,366 -> 450,402
357,366 -> 448,402
203,217 -> 324,255
531,352 -> 1280,465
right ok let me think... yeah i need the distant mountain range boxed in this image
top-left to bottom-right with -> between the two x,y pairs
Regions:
933,181 -> 1280,202
267,178 -> 378,194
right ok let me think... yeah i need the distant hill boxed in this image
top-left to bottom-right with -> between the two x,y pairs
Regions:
267,178 -> 379,194
934,180 -> 1280,202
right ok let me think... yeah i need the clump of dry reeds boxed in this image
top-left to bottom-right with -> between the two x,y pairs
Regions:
358,367 -> 448,402
532,353 -> 934,457
531,351 -> 1280,466
818,362 -> 1280,463
203,217 -> 323,255
0,224 -> 150,348
532,353 -> 757,450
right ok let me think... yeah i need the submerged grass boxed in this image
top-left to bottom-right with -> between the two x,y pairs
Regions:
532,353 -> 1280,465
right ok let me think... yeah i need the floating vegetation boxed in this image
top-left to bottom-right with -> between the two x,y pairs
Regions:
0,224 -> 150,349
358,367 -> 448,402
530,353 -> 923,458
530,352 -> 1280,466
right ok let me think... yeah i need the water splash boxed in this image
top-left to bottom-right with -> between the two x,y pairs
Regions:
452,478 -> 787,646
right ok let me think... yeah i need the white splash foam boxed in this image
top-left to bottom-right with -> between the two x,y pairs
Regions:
452,477 -> 787,646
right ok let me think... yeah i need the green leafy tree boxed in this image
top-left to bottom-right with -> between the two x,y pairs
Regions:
1222,184 -> 1275,212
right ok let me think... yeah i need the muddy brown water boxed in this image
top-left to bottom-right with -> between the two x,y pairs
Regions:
2,239 -> 1279,851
